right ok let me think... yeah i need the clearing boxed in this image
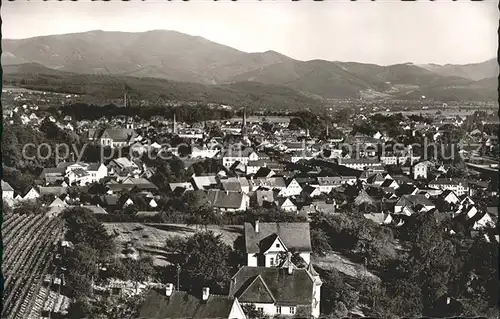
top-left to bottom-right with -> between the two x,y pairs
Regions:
103,223 -> 243,266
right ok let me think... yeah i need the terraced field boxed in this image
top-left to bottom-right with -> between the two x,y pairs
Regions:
1,212 -> 66,319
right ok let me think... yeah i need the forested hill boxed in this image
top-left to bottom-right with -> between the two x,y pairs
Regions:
2,63 -> 324,112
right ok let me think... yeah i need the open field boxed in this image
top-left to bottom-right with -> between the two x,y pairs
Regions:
104,222 -> 381,284
103,223 -> 243,266
313,252 -> 380,282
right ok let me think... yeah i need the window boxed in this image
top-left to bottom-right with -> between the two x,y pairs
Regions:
276,306 -> 281,314
290,306 -> 296,314
257,307 -> 264,314
276,243 -> 280,248
270,258 -> 274,266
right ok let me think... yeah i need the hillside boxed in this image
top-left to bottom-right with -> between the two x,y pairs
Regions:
2,30 -> 291,85
2,30 -> 496,101
418,58 -> 499,81
227,59 -> 389,99
396,76 -> 498,101
2,63 -> 322,111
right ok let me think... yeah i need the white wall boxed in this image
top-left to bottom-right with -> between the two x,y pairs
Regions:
312,281 -> 321,318
23,189 -> 40,200
3,190 -> 14,200
245,303 -> 301,317
264,252 -> 281,267
247,254 -> 258,267
228,299 -> 248,319
249,303 -> 277,317
299,252 -> 311,265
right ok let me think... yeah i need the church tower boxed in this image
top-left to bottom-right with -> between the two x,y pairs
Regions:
241,109 -> 247,135
241,109 -> 251,146
173,113 -> 177,134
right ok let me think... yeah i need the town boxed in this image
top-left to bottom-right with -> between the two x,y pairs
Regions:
1,1 -> 499,317
2,85 -> 498,319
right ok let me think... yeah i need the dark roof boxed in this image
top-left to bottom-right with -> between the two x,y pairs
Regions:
138,289 -> 237,319
40,167 -> 65,177
221,177 -> 249,192
244,222 -> 312,254
396,183 -> 418,196
230,266 -> 314,305
254,167 -> 275,178
207,190 -> 245,209
87,162 -> 103,171
222,147 -> 256,158
100,195 -> 119,206
354,190 -> 377,206
397,194 -> 435,207
380,179 -> 396,188
367,174 -> 385,184
100,128 -> 135,142
39,186 -> 68,196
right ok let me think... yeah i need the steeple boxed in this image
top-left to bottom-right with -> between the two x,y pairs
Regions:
241,109 -> 250,147
173,113 -> 177,134
241,109 -> 247,134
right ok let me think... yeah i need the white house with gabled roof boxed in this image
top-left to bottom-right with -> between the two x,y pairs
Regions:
244,221 -> 312,268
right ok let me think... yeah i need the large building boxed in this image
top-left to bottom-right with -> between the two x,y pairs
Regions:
229,263 -> 322,318
139,285 -> 247,319
89,127 -> 136,149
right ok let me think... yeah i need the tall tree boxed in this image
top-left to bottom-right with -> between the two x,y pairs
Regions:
175,231 -> 233,294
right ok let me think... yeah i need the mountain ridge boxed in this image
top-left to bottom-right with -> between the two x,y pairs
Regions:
2,30 -> 497,101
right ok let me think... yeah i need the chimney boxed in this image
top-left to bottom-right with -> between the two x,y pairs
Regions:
165,283 -> 174,296
202,287 -> 210,301
255,220 -> 259,233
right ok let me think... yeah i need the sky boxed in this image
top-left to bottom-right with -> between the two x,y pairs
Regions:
2,0 -> 498,65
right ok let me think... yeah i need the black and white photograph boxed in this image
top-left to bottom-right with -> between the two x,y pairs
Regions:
0,1 -> 498,318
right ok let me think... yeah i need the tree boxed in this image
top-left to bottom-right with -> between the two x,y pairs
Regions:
63,207 -> 115,259
288,117 -> 305,130
386,278 -> 423,317
310,228 -> 332,256
181,190 -> 209,213
448,234 -> 499,316
66,270 -> 93,299
65,244 -> 99,278
13,200 -> 47,215
320,268 -> 358,313
67,297 -> 93,318
174,231 -> 233,295
389,213 -> 456,315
